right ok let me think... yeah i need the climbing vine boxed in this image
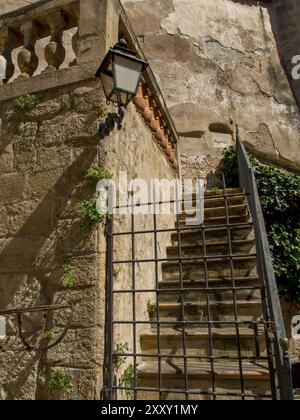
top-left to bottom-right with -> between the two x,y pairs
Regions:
219,147 -> 300,302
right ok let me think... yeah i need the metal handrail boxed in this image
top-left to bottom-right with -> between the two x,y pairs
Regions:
236,132 -> 294,400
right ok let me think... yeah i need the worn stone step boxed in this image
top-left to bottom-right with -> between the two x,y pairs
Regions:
187,188 -> 243,198
180,204 -> 248,221
203,195 -> 245,208
171,225 -> 254,245
137,360 -> 271,400
156,300 -> 263,326
140,327 -> 267,359
178,214 -> 250,227
162,256 -> 258,281
158,280 -> 261,303
167,239 -> 256,258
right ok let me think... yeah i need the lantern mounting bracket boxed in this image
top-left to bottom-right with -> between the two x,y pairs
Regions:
99,105 -> 126,140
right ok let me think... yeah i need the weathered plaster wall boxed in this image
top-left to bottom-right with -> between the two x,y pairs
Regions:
3,0 -> 300,177
269,0 -> 300,107
0,77 -> 176,400
121,0 -> 300,178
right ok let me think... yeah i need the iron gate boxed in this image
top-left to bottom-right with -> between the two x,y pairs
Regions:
104,162 -> 293,400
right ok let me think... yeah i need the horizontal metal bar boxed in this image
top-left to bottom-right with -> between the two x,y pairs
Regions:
113,252 -> 257,265
111,386 -> 272,399
112,353 -> 269,361
113,320 -> 273,326
113,286 -> 261,294
112,192 -> 248,210
112,222 -> 253,237
0,304 -> 72,316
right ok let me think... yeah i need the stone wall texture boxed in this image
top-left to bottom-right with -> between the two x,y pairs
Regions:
0,77 -> 176,399
1,0 -> 300,176
120,0 -> 300,178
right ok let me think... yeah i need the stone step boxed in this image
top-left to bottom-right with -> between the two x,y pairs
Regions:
178,214 -> 250,227
203,194 -> 245,208
156,300 -> 263,327
167,239 -> 256,258
171,225 -> 254,245
158,279 -> 261,303
140,327 -> 267,359
162,256 -> 258,281
137,360 -> 271,400
188,188 -> 243,198
180,204 -> 248,220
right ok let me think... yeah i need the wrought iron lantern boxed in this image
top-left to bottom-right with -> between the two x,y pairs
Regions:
96,39 -> 148,107
95,39 -> 148,138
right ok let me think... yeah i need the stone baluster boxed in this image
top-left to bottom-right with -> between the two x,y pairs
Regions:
0,27 -> 16,83
45,10 -> 66,70
17,20 -> 39,78
69,30 -> 78,67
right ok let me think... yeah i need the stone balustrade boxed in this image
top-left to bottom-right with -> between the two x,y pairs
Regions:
0,0 -> 179,170
0,0 -> 79,82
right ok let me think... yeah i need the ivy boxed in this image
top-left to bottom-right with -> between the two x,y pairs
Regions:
219,147 -> 300,302
48,370 -> 72,393
147,301 -> 157,318
43,330 -> 55,342
16,94 -> 39,112
85,167 -> 113,185
63,251 -> 77,288
76,199 -> 107,229
119,364 -> 139,397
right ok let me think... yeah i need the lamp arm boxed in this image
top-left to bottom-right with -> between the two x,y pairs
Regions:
99,105 -> 126,139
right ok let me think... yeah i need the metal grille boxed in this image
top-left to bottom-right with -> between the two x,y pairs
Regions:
104,142 -> 293,400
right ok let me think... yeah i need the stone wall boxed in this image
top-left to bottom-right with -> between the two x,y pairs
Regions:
121,0 -> 300,178
2,0 -> 300,176
269,0 -> 300,107
0,0 -> 178,400
0,76 -> 176,400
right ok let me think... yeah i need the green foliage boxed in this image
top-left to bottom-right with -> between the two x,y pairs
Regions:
113,342 -> 129,371
119,364 -> 139,396
76,199 -> 107,229
217,146 -> 239,188
210,187 -> 223,195
85,167 -> 113,185
147,301 -> 157,318
16,94 -> 39,112
63,251 -> 77,288
92,103 -> 109,119
48,370 -> 72,393
43,330 -> 54,342
220,147 -> 300,301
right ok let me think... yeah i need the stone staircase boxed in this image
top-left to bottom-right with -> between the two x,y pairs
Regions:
137,188 -> 272,400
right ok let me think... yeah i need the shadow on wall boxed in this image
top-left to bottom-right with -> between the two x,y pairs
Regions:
0,139 -> 98,399
267,0 -> 300,108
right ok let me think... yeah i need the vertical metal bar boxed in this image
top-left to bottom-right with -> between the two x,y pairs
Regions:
176,183 -> 189,400
222,173 -> 245,400
131,200 -> 138,399
253,323 -> 260,360
201,224 -> 216,399
105,216 -> 114,400
152,185 -> 163,400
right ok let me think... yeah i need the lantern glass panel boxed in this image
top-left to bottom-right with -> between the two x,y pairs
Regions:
100,71 -> 114,99
113,54 -> 143,95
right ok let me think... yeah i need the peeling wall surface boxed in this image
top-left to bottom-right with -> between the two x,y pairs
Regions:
2,0 -> 300,176
120,0 -> 300,177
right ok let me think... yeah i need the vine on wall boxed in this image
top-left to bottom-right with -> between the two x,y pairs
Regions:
219,147 -> 300,302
